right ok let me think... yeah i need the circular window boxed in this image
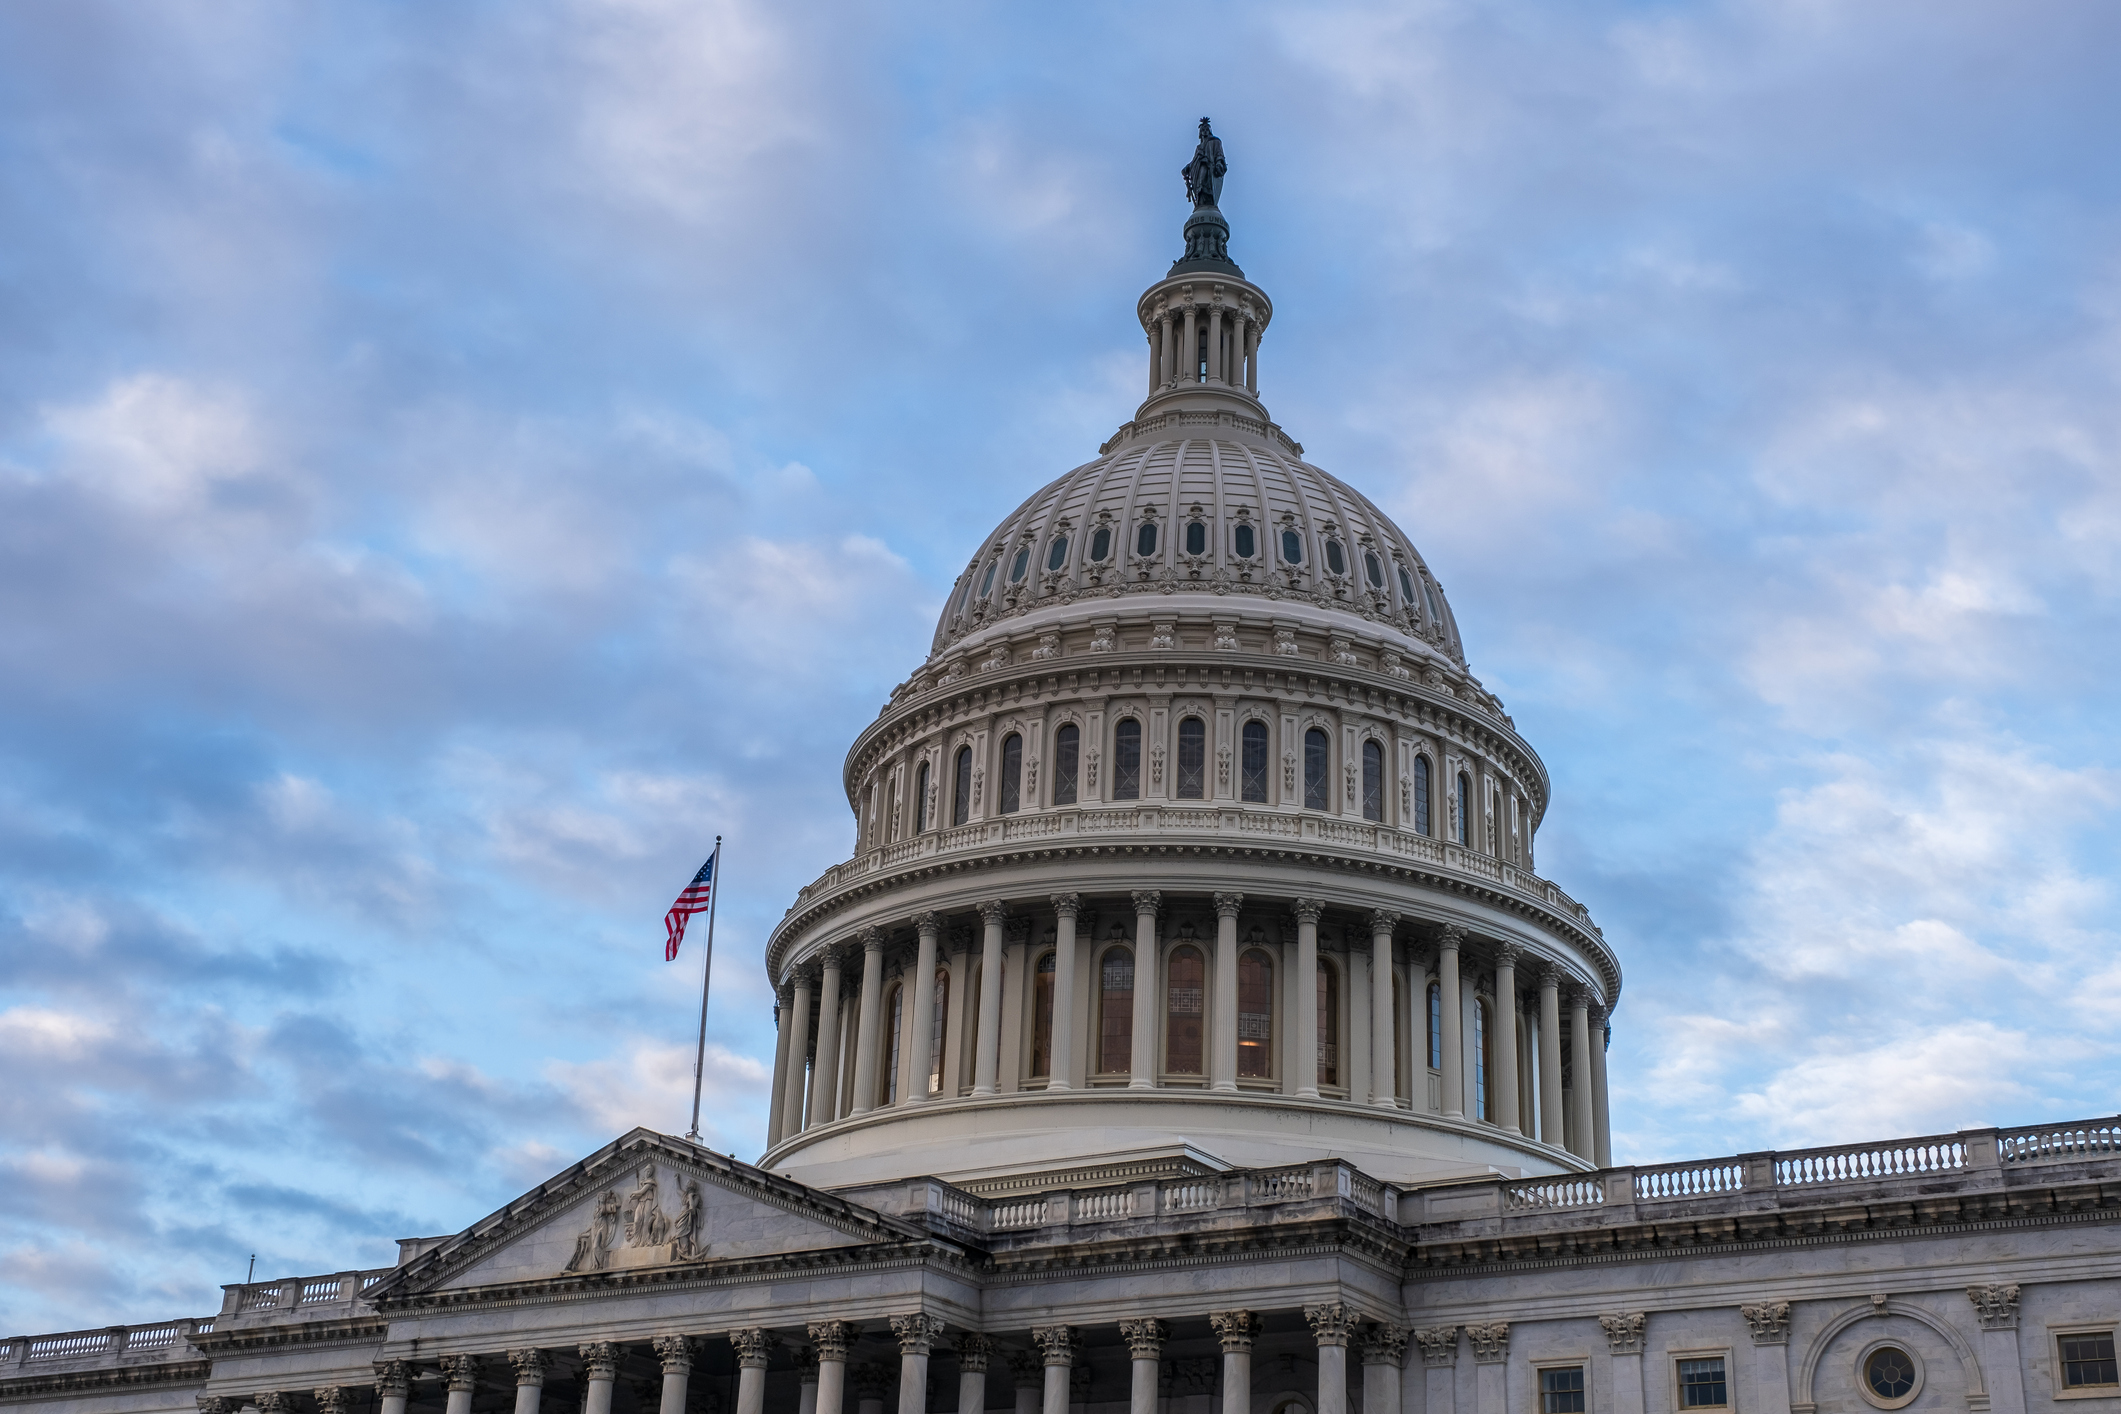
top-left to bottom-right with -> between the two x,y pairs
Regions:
1859,1344 -> 1922,1410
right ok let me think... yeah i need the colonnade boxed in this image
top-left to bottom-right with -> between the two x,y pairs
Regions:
1146,301 -> 1259,396
766,894 -> 1613,1167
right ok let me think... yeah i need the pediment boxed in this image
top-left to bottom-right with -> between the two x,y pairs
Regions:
371,1130 -> 926,1298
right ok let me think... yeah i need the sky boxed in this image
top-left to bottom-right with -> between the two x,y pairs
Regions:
2,0 -> 2118,1335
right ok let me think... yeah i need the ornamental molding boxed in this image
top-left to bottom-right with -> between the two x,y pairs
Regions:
807,1321 -> 852,1362
1967,1283 -> 2020,1330
1741,1302 -> 1792,1345
1358,1325 -> 1409,1368
1466,1322 -> 1510,1364
955,1335 -> 993,1373
1032,1326 -> 1078,1366
1413,1326 -> 1459,1368
1209,1310 -> 1259,1351
1599,1313 -> 1645,1355
1303,1302 -> 1358,1346
1120,1319 -> 1168,1359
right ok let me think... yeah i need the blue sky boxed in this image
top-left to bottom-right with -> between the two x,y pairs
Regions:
3,0 -> 2118,1334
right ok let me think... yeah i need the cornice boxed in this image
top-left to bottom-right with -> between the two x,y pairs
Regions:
0,1359 -> 209,1405
188,1318 -> 386,1356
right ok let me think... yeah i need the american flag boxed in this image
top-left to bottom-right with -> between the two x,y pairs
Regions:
664,850 -> 716,960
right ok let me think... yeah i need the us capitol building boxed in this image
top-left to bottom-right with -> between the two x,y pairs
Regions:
8,123 -> 2118,1414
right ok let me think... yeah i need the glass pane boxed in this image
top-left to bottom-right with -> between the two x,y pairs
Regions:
2061,1335 -> 2117,1388
1427,982 -> 1442,1068
1399,566 -> 1417,604
1031,952 -> 1056,1079
1362,740 -> 1383,821
1166,946 -> 1204,1074
1137,522 -> 1158,557
1241,720 -> 1269,802
1474,1000 -> 1488,1119
1054,724 -> 1079,805
1115,720 -> 1142,800
1010,546 -> 1030,582
1099,947 -> 1134,1073
1325,539 -> 1346,575
1365,551 -> 1384,588
953,748 -> 973,825
1317,961 -> 1339,1087
885,986 -> 902,1104
1414,757 -> 1431,835
1281,528 -> 1303,564
1234,524 -> 1255,559
915,762 -> 929,833
1304,729 -> 1330,810
1090,526 -> 1111,562
1000,734 -> 1022,814
928,970 -> 949,1093
1425,581 -> 1443,622
1185,520 -> 1206,555
1237,950 -> 1273,1078
1678,1359 -> 1726,1408
1177,717 -> 1206,799
1866,1350 -> 1915,1400
1047,536 -> 1069,572
1540,1369 -> 1585,1414
1457,773 -> 1472,845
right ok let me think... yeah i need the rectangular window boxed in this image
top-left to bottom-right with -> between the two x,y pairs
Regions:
2062,1332 -> 2119,1390
1539,1368 -> 1585,1414
1678,1358 -> 1728,1409
1241,721 -> 1269,802
1053,725 -> 1079,805
1114,720 -> 1142,800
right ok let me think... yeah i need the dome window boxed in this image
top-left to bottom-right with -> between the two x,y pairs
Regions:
1136,522 -> 1159,557
1280,528 -> 1303,565
1364,551 -> 1384,589
979,559 -> 999,598
1424,580 -> 1444,624
1184,520 -> 1207,556
1089,526 -> 1112,562
1233,524 -> 1256,559
1046,535 -> 1070,573
1325,538 -> 1347,576
1397,565 -> 1417,607
1009,546 -> 1030,583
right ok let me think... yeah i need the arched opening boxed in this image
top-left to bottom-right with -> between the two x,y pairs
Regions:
952,746 -> 973,826
1114,719 -> 1143,800
915,760 -> 930,833
1165,945 -> 1205,1075
1241,720 -> 1269,802
1238,949 -> 1273,1079
1053,723 -> 1080,805
1473,997 -> 1491,1121
1456,770 -> 1472,846
1097,945 -> 1134,1074
1361,739 -> 1384,821
999,733 -> 1023,814
927,968 -> 949,1096
1413,756 -> 1431,836
1317,958 -> 1341,1088
1303,728 -> 1330,810
1030,951 -> 1056,1080
1427,980 -> 1443,1070
1176,717 -> 1206,799
883,982 -> 904,1106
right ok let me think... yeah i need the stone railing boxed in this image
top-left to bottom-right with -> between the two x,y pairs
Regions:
0,1317 -> 213,1371
215,1267 -> 394,1325
908,1158 -> 1400,1239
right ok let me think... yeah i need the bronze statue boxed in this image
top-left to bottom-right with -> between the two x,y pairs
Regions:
1181,117 -> 1226,210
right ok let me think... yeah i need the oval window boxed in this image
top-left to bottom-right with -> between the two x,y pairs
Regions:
1281,529 -> 1303,564
1233,524 -> 1256,559
1397,565 -> 1417,605
1046,536 -> 1069,572
1089,526 -> 1112,562
1010,546 -> 1030,582
1185,520 -> 1206,556
1137,522 -> 1158,557
979,560 -> 998,597
1364,551 -> 1384,588
1325,539 -> 1347,576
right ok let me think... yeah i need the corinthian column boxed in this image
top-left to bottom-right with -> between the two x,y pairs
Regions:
733,1331 -> 779,1414
1048,896 -> 1081,1090
1211,1312 -> 1259,1414
956,1336 -> 992,1414
1590,1004 -> 1613,1165
811,947 -> 846,1122
1537,966 -> 1564,1146
892,1314 -> 943,1414
974,902 -> 1007,1095
810,1322 -> 852,1414
1212,893 -> 1244,1092
577,1345 -> 617,1414
508,1350 -> 545,1414
851,928 -> 887,1115
767,985 -> 794,1143
907,914 -> 941,1103
1293,899 -> 1324,1099
440,1355 -> 479,1414
1304,1304 -> 1357,1414
1032,1327 -> 1077,1414
1437,926 -> 1465,1116
1121,1321 -> 1166,1414
1359,1327 -> 1408,1414
652,1337 -> 693,1414
784,968 -> 815,1136
1369,912 -> 1400,1107
1181,306 -> 1199,383
375,1361 -> 412,1414
1569,987 -> 1595,1160
1491,944 -> 1521,1134
1128,892 -> 1161,1089
1207,307 -> 1225,382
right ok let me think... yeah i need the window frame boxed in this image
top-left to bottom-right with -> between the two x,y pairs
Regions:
1136,520 -> 1159,559
1046,535 -> 1070,573
998,732 -> 1023,814
1094,941 -> 1136,1077
952,745 -> 974,826
1162,941 -> 1207,1080
1184,519 -> 1208,557
1176,716 -> 1207,799
1532,1361 -> 1589,1414
1027,948 -> 1057,1082
1303,727 -> 1331,811
1052,722 -> 1080,806
1413,754 -> 1432,835
1113,717 -> 1143,801
1240,718 -> 1271,803
1280,526 -> 1304,566
1670,1350 -> 1733,1414
1088,525 -> 1113,563
915,760 -> 931,834
1361,738 -> 1384,821
1236,945 -> 1275,1083
2052,1327 -> 2120,1399
1456,769 -> 1473,846
1233,522 -> 1257,560
1852,1339 -> 1921,1411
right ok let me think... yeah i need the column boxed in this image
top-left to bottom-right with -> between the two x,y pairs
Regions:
1589,1004 -> 1613,1165
1031,1327 -> 1076,1414
1008,1352 -> 1042,1414
316,1387 -> 351,1414
1128,892 -> 1161,1089
905,913 -> 941,1103
1970,1286 -> 2029,1414
956,1335 -> 993,1414
509,1350 -> 545,1414
852,928 -> 887,1115
1369,912 -> 1399,1107
1293,899 -> 1324,1099
1147,330 -> 1160,397
1414,1329 -> 1459,1414
734,1331 -> 779,1414
1210,1312 -> 1258,1414
441,1355 -> 479,1414
796,1349 -> 820,1414
811,948 -> 846,1123
974,902 -> 1007,1095
1438,926 -> 1465,1116
1537,967 -> 1564,1146
1600,1316 -> 1645,1414
1120,1320 -> 1165,1414
783,969 -> 815,1137
856,1365 -> 891,1414
1181,306 -> 1199,382
1211,893 -> 1243,1092
810,1322 -> 851,1414
1048,897 -> 1080,1091
1569,988 -> 1595,1160
1491,945 -> 1521,1135
1304,1303 -> 1356,1414
375,1361 -> 412,1414
578,1345 -> 618,1414
1160,314 -> 1176,387
1741,1303 -> 1793,1414
1207,307 -> 1225,382
892,1315 -> 943,1414
1469,1324 -> 1510,1414
652,1336 -> 692,1414
1231,315 -> 1249,391
1245,326 -> 1259,393
767,985 -> 794,1143
1359,1328 -> 1407,1414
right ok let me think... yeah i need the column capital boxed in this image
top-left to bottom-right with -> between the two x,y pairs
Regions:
732,1329 -> 780,1369
955,1334 -> 993,1373
1213,892 -> 1245,919
1591,1002 -> 1611,1027
852,1365 -> 893,1399
1490,940 -> 1523,968
890,1313 -> 945,1356
1466,1322 -> 1510,1365
1437,923 -> 1467,952
653,1336 -> 694,1373
508,1350 -> 547,1386
255,1394 -> 295,1414
1130,890 -> 1162,917
1357,1326 -> 1408,1368
860,927 -> 886,954
1209,1311 -> 1259,1352
1368,910 -> 1400,937
315,1387 -> 352,1414
441,1355 -> 481,1392
914,911 -> 942,935
198,1400 -> 237,1414
1303,1302 -> 1358,1347
1290,897 -> 1325,926
1007,1350 -> 1043,1388
1119,1319 -> 1168,1360
794,1347 -> 820,1381
1969,1283 -> 2021,1330
578,1344 -> 619,1380
1538,963 -> 1563,989
1740,1302 -> 1792,1345
1049,893 -> 1082,919
1566,981 -> 1593,1009
1031,1326 -> 1078,1366
977,899 -> 1009,926
1413,1327 -> 1459,1368
948,924 -> 975,953
807,1321 -> 853,1362
374,1360 -> 412,1398
1598,1314 -> 1645,1355
1006,918 -> 1033,945
775,982 -> 794,1007
819,943 -> 845,970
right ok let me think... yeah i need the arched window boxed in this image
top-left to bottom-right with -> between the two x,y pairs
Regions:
1364,550 -> 1384,589
1280,528 -> 1304,565
1424,579 -> 1444,623
1030,952 -> 1056,1080
1053,723 -> 1080,805
1097,946 -> 1134,1074
1136,521 -> 1159,558
1427,981 -> 1443,1069
881,983 -> 904,1105
952,747 -> 973,826
979,559 -> 999,597
1238,950 -> 1273,1079
1009,545 -> 1030,583
999,733 -> 1023,814
1303,728 -> 1330,810
1325,539 -> 1347,576
1114,719 -> 1142,800
1398,565 -> 1418,608
1474,997 -> 1492,1121
1456,771 -> 1473,846
1176,717 -> 1206,799
1240,720 -> 1269,802
1166,945 -> 1205,1075
1317,959 -> 1341,1088
915,760 -> 931,833
1046,535 -> 1070,573
1413,756 -> 1431,836
1089,525 -> 1112,562
1361,740 -> 1384,821
928,968 -> 949,1095
1233,523 -> 1256,559
1184,520 -> 1207,556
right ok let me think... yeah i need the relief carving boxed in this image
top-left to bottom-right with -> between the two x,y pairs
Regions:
669,1179 -> 707,1262
625,1167 -> 670,1249
563,1189 -> 622,1272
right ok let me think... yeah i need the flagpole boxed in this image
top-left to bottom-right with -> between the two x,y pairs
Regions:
686,836 -> 722,1142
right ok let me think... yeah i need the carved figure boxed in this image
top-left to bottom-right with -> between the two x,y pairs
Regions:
1182,118 -> 1227,209
624,1166 -> 669,1249
669,1179 -> 706,1262
563,1188 -> 621,1273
